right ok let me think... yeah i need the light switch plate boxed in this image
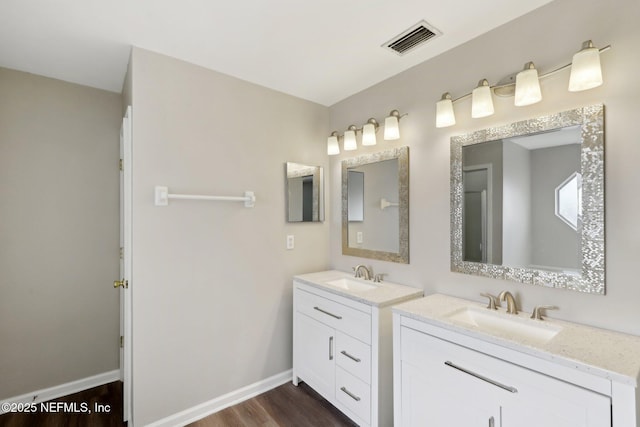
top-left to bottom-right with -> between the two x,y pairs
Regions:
286,235 -> 294,250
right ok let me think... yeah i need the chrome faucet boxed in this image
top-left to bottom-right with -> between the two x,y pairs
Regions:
499,291 -> 518,314
353,265 -> 372,280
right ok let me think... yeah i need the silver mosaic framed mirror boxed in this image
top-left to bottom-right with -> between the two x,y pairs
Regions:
450,104 -> 605,294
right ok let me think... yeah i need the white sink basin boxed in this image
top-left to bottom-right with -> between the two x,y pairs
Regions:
446,306 -> 562,344
326,278 -> 379,292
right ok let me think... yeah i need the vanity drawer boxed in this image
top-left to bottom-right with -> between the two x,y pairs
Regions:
336,366 -> 371,425
336,331 -> 371,384
295,288 -> 371,344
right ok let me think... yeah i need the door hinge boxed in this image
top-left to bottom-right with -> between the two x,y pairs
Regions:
119,159 -> 123,171
120,247 -> 124,259
120,336 -> 124,348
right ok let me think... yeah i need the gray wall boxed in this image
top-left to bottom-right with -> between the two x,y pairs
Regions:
0,68 -> 122,399
127,48 -> 330,426
348,159 -> 399,252
502,141 -> 532,267
329,0 -> 640,335
531,144 -> 581,269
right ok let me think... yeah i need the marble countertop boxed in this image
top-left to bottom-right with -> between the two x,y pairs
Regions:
294,270 -> 423,308
393,294 -> 640,386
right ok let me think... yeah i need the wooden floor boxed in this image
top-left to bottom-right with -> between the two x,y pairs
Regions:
189,382 -> 356,427
0,381 -> 355,427
0,381 -> 124,427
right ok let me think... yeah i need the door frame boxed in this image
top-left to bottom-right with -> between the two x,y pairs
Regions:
119,105 -> 133,423
462,163 -> 493,263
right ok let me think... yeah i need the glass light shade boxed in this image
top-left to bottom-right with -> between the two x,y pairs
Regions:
514,64 -> 542,106
327,135 -> 340,155
471,79 -> 494,118
343,129 -> 357,151
362,123 -> 377,146
569,41 -> 602,92
435,94 -> 456,128
384,115 -> 400,140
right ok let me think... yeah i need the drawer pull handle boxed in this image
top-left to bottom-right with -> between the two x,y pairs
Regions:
314,306 -> 342,319
329,336 -> 334,360
444,361 -> 518,393
340,386 -> 361,402
340,350 -> 361,363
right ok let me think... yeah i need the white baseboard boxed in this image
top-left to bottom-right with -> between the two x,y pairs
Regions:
0,370 -> 121,415
146,369 -> 293,427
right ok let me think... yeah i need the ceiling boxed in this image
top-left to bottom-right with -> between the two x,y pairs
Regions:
0,0 -> 553,106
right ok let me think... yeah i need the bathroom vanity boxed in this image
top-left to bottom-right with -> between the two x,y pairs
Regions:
393,294 -> 640,426
293,270 -> 423,427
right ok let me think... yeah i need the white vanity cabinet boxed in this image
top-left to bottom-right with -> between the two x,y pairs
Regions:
292,271 -> 423,427
393,295 -> 640,427
398,325 -> 609,426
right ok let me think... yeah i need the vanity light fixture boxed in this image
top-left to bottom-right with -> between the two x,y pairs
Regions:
327,131 -> 340,155
327,109 -> 407,155
471,79 -> 494,118
384,110 -> 407,140
514,62 -> 542,106
435,40 -> 610,128
344,125 -> 358,151
569,40 -> 603,92
362,118 -> 379,146
436,92 -> 456,128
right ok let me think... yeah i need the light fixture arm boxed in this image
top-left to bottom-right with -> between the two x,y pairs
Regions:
388,109 -> 408,121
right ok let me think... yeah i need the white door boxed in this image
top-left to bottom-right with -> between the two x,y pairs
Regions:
118,106 -> 133,423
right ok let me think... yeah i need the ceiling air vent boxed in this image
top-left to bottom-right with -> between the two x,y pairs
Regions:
383,21 -> 441,56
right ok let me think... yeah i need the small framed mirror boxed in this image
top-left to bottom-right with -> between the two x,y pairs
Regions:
286,162 -> 324,222
342,146 -> 409,263
450,105 -> 604,294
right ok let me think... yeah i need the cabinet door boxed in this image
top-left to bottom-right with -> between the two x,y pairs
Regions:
400,360 -> 500,426
501,364 -> 610,427
295,312 -> 335,399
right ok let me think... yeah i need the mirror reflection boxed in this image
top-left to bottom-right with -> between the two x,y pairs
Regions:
342,147 -> 409,264
450,105 -> 605,294
462,125 -> 581,272
286,162 -> 324,222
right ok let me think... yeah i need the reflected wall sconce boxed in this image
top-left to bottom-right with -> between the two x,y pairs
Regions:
435,40 -> 610,128
327,109 -> 407,155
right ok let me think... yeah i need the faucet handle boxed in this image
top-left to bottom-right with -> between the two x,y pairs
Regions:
373,273 -> 386,283
480,293 -> 499,310
530,305 -> 558,320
